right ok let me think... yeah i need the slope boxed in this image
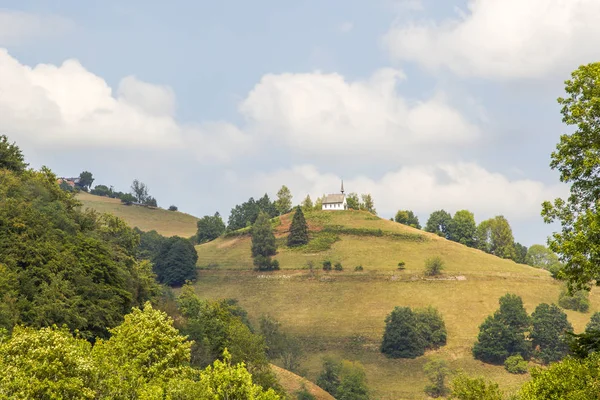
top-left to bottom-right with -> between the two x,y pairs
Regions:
271,364 -> 335,400
77,192 -> 199,237
193,210 -> 600,399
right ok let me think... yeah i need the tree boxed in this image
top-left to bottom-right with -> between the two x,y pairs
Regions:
78,171 -> 94,191
251,212 -> 278,271
423,359 -> 449,398
91,184 -> 112,197
475,216 -> 516,259
301,195 -> 313,211
336,360 -> 370,400
530,303 -> 573,364
585,312 -> 600,333
0,134 -> 27,172
541,62 -> 600,290
346,193 -> 360,210
526,244 -> 560,269
513,242 -> 529,264
425,210 -> 452,238
153,236 -> 198,286
275,185 -> 293,215
287,206 -> 309,247
394,210 -> 421,229
197,212 -> 226,243
360,194 -> 376,215
228,196 -> 278,231
424,256 -> 445,276
168,205 -> 178,211
448,210 -> 477,247
131,179 -> 149,203
558,287 -> 590,312
414,307 -> 447,348
380,307 -> 426,358
472,294 -> 531,364
316,357 -> 342,397
450,374 -> 503,400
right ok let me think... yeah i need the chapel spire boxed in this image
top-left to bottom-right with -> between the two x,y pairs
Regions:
341,179 -> 344,194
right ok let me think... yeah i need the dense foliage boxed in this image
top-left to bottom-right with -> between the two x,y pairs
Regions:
475,216 -> 516,259
558,287 -> 590,312
228,194 -> 278,230
450,374 -> 504,400
287,206 -> 309,247
152,236 -> 198,286
394,209 -> 421,229
251,212 -> 279,271
448,210 -> 477,247
0,134 -> 27,172
530,303 -> 572,364
0,160 -> 159,339
504,354 -> 528,374
316,357 -> 369,400
275,185 -> 293,215
0,303 -> 280,399
423,358 -> 449,398
196,212 -> 226,243
381,306 -> 447,358
425,210 -> 452,237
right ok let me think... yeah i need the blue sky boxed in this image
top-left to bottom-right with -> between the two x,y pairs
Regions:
2,0 -> 599,245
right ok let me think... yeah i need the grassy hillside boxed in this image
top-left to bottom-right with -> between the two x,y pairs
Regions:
271,364 -> 335,400
77,192 -> 199,237
193,210 -> 600,399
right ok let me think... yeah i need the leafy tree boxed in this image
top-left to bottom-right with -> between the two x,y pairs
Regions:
197,212 -> 226,243
257,194 -> 279,218
169,205 -> 178,211
336,360 -> 370,400
530,303 -> 573,364
275,185 -> 293,215
288,206 -> 309,247
316,357 -> 342,397
450,374 -> 503,400
541,62 -> 600,290
301,195 -> 313,211
425,256 -> 445,276
423,358 -> 450,398
78,170 -> 94,190
228,195 -> 278,230
251,212 -> 278,271
414,307 -> 447,348
131,179 -> 149,203
526,244 -> 559,269
145,196 -> 158,207
136,229 -> 166,260
448,210 -> 477,247
585,312 -> 600,333
475,216 -> 516,259
504,354 -> 528,374
558,287 -> 590,312
153,236 -> 198,286
381,307 -> 426,358
513,242 -> 529,264
346,193 -> 360,210
91,184 -> 112,197
472,294 -> 531,364
425,210 -> 452,238
394,210 -> 421,229
360,194 -> 376,215
313,195 -> 324,210
260,315 -> 286,359
0,134 -> 27,172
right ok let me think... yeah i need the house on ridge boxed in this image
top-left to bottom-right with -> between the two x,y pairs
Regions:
322,181 -> 347,211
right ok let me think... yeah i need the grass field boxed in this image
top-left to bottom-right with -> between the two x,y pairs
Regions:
193,210 -> 600,399
77,192 -> 199,237
271,364 -> 335,400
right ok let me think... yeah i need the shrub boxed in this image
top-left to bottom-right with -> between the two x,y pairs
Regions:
322,260 -> 332,271
504,355 -> 528,374
334,262 -> 343,271
397,261 -> 406,270
424,359 -> 450,398
450,374 -> 503,400
168,205 -> 178,211
425,256 -> 445,276
354,265 -> 364,272
558,288 -> 590,312
295,384 -> 316,400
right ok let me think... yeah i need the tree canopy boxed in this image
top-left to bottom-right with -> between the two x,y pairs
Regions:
152,236 -> 198,286
228,195 -> 278,231
448,209 -> 477,247
530,303 -> 573,364
197,212 -> 226,243
251,212 -> 278,271
78,171 -> 94,190
425,210 -> 452,237
0,134 -> 27,172
275,185 -> 293,215
287,206 -> 309,247
394,210 -> 421,229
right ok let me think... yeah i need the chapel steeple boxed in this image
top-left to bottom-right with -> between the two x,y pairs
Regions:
341,179 -> 344,195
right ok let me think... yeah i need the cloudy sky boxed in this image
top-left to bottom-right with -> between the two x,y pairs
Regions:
2,0 -> 598,246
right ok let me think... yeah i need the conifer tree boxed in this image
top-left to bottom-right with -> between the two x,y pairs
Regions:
251,212 -> 278,270
287,206 -> 309,247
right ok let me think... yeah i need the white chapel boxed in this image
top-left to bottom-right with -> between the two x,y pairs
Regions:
322,181 -> 347,211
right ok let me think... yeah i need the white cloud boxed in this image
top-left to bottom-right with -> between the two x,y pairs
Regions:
246,163 -> 567,222
0,49 -> 251,162
240,68 -> 480,161
0,10 -> 74,45
383,0 -> 600,79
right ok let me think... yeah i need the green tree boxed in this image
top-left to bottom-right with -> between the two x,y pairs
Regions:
275,185 -> 293,215
251,212 -> 278,271
414,307 -> 447,348
316,357 -> 342,397
541,62 -> 600,290
336,360 -> 370,400
530,303 -> 572,364
450,374 -> 503,400
513,242 -> 529,264
301,195 -> 313,211
131,179 -> 149,203
380,307 -> 425,358
346,193 -> 360,210
448,210 -> 477,247
526,244 -> 559,269
288,206 -> 309,247
476,216 -> 516,259
394,210 -> 421,229
425,210 -> 452,238
78,170 -> 94,191
295,384 -> 316,400
585,312 -> 600,333
424,256 -> 445,276
0,134 -> 27,172
423,358 -> 450,398
360,194 -> 376,215
558,287 -> 590,312
197,212 -> 226,243
153,236 -> 198,286
504,354 -> 528,374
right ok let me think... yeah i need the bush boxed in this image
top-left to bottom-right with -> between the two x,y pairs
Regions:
322,260 -> 332,271
504,355 -> 528,374
168,205 -> 178,211
425,256 -> 445,276
397,261 -> 406,270
558,288 -> 590,312
450,374 -> 503,400
424,359 -> 449,398
334,262 -> 343,271
295,384 -> 316,400
354,265 -> 364,272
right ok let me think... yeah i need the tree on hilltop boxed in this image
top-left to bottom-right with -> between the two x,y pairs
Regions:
301,195 -> 313,211
275,185 -> 292,215
287,206 -> 309,247
197,212 -> 226,243
0,134 -> 27,172
394,210 -> 421,229
78,171 -> 94,191
425,210 -> 452,238
448,209 -> 477,247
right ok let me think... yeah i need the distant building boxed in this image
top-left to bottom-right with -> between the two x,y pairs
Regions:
57,177 -> 80,188
322,181 -> 347,211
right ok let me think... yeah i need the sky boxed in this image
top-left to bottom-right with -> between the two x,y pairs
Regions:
1,0 -> 599,246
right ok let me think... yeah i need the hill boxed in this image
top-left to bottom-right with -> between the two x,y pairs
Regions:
194,210 -> 600,399
77,192 -> 199,237
271,364 -> 335,400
